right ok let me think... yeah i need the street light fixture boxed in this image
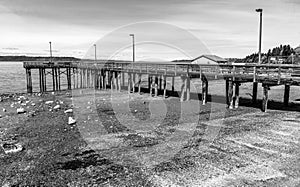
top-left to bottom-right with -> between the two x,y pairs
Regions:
256,8 -> 263,64
129,34 -> 135,62
49,41 -> 52,63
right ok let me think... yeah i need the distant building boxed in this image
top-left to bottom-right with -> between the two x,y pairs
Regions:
191,55 -> 227,65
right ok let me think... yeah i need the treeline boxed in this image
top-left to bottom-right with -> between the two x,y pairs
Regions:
237,44 -> 297,64
0,56 -> 80,62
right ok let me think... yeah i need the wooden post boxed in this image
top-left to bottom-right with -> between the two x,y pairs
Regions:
138,74 -> 141,94
159,75 -> 162,91
172,76 -> 175,92
284,84 -> 290,107
58,68 -> 61,90
79,69 -> 82,88
39,68 -> 42,92
262,85 -> 269,112
234,83 -> 240,109
43,69 -> 47,92
114,71 -> 118,91
52,68 -> 55,91
111,71 -> 114,91
128,73 -> 131,94
118,72 -> 121,92
122,72 -> 125,87
132,73 -> 136,93
186,76 -> 190,101
228,80 -> 234,109
225,79 -> 229,105
26,69 -> 33,93
180,76 -> 186,102
202,77 -> 208,105
252,82 -> 258,104
76,69 -> 78,89
154,75 -> 158,97
163,75 -> 167,99
150,75 -> 156,97
148,75 -> 151,92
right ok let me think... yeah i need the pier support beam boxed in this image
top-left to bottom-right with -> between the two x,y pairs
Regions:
26,69 -> 33,93
228,80 -> 234,109
186,76 -> 191,101
137,74 -> 141,94
234,83 -> 240,109
201,77 -> 208,105
252,82 -> 258,104
128,73 -> 132,94
262,85 -> 269,112
162,75 -> 167,99
172,76 -> 175,93
284,84 -> 290,107
180,76 -> 186,102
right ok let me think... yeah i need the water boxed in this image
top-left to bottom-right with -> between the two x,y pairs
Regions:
0,61 -> 68,94
0,62 -> 26,94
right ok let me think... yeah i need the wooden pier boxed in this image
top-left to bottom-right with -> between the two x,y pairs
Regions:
23,61 -> 300,112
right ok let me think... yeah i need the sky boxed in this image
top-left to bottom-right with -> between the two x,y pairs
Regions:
0,0 -> 299,60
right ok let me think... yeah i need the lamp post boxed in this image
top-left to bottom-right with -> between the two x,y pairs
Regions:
49,41 -> 52,63
94,44 -> 97,61
129,34 -> 135,62
256,8 -> 263,64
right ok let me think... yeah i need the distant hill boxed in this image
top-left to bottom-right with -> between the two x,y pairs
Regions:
237,44 -> 298,64
0,56 -> 80,62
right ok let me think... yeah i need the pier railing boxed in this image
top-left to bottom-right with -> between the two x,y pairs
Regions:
24,61 -> 300,83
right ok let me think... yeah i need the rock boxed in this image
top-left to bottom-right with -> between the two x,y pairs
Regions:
68,117 -> 76,125
17,108 -> 25,114
19,96 -> 26,100
45,101 -> 54,105
53,105 -> 60,110
31,103 -> 36,106
64,109 -> 73,113
0,115 -> 2,118
3,108 -> 6,112
2,143 -> 23,154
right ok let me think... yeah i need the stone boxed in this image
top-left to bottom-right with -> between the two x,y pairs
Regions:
2,143 -> 23,154
17,108 -> 25,114
64,109 -> 73,113
45,101 -> 54,105
53,105 -> 60,110
68,117 -> 76,125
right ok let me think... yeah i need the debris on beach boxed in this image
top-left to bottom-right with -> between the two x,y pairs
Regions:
17,108 -> 25,114
0,115 -> 2,118
45,101 -> 54,105
1,143 -> 23,154
68,117 -> 76,125
3,108 -> 6,112
64,109 -> 73,114
53,105 -> 60,110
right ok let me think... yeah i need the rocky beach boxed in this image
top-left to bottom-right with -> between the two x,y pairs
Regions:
0,90 -> 300,186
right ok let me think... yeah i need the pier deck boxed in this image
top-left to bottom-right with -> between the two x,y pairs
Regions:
23,61 -> 300,112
